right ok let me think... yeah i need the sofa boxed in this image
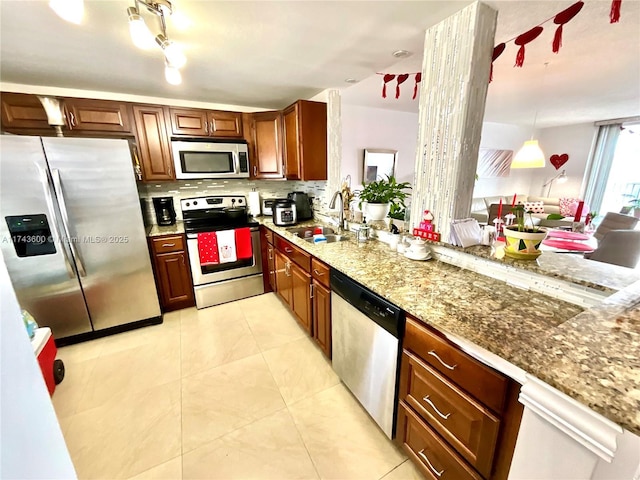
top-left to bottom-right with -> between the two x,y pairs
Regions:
470,195 -> 586,227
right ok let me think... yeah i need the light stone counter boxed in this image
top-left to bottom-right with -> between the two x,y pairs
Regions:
146,221 -> 185,237
259,218 -> 640,436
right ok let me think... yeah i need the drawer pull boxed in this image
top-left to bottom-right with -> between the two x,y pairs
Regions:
428,350 -> 457,370
313,269 -> 324,275
422,395 -> 451,420
417,449 -> 444,477
162,243 -> 176,247
284,247 -> 293,253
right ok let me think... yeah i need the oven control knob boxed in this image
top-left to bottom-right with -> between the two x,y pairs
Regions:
186,202 -> 190,207
194,201 -> 198,205
238,199 -> 243,203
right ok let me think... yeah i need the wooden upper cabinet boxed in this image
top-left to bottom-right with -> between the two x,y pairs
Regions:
282,100 -> 327,181
132,105 -> 175,182
1,92 -> 53,132
168,107 -> 243,138
251,110 -> 284,179
64,98 -> 133,134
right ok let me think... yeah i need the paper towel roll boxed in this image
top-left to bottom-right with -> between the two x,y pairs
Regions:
248,191 -> 261,216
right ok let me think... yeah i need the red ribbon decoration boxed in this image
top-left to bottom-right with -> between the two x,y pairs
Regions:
396,74 -> 409,99
413,73 -> 422,99
490,43 -> 506,82
382,74 -> 395,98
610,0 -> 622,23
553,1 -> 584,53
514,26 -> 544,67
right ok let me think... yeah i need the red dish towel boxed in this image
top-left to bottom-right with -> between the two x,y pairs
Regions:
235,228 -> 253,260
198,232 -> 220,265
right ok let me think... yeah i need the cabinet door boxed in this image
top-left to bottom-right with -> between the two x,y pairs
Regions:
275,251 -> 292,306
291,262 -> 312,334
209,110 -> 243,137
65,98 -> 133,134
133,105 -> 175,181
251,111 -> 284,179
1,92 -> 53,132
282,105 -> 300,180
267,244 -> 277,292
312,279 -> 331,358
155,251 -> 195,311
168,107 -> 209,136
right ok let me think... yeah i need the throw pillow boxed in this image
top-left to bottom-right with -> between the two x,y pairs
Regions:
524,201 -> 544,213
559,198 -> 579,217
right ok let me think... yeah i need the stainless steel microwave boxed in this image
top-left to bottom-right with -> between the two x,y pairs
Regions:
171,140 -> 250,179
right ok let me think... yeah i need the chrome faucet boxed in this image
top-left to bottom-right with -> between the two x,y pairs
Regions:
329,190 -> 347,231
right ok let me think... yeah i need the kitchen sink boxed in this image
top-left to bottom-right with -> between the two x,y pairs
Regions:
303,234 -> 349,244
286,226 -> 335,238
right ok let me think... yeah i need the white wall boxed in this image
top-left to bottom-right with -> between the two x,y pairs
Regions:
341,104 -> 418,187
0,251 -> 76,479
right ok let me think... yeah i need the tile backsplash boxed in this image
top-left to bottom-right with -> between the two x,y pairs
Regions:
138,179 -> 329,224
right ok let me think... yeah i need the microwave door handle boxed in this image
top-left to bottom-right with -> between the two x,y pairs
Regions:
37,164 -> 75,279
51,169 -> 87,277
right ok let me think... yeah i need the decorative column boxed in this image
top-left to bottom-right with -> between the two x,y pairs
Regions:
410,1 -> 497,241
326,89 -> 342,205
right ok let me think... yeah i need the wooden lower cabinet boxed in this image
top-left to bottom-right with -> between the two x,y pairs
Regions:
150,234 -> 195,311
275,251 -> 292,305
291,262 -> 312,334
267,244 -> 276,292
312,279 -> 331,358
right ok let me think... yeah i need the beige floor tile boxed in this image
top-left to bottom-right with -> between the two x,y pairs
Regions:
262,336 -> 339,405
76,335 -> 181,412
182,353 -> 286,453
181,303 -> 260,377
379,460 -> 424,480
244,295 -> 307,352
99,312 -> 181,357
57,337 -> 108,365
127,456 -> 182,480
289,384 -> 406,480
64,380 -> 181,480
51,357 -> 97,420
182,409 -> 318,480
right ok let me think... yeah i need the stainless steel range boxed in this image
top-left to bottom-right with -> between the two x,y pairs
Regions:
182,195 -> 263,308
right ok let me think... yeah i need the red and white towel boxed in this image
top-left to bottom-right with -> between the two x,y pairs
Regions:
235,227 -> 252,260
197,232 -> 219,265
217,230 -> 237,263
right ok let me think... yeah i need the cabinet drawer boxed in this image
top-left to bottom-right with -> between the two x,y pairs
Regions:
151,235 -> 185,254
263,228 -> 274,245
404,317 -> 508,414
275,235 -> 310,272
400,351 -> 500,478
398,402 -> 482,480
311,258 -> 330,287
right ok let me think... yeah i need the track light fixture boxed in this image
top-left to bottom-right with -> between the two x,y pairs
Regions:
50,0 -> 84,24
126,0 -> 187,85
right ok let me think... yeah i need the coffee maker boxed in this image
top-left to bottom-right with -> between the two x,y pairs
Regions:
152,197 -> 176,226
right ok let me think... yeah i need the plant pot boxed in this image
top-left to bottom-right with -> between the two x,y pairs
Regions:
503,226 -> 548,260
365,202 -> 390,221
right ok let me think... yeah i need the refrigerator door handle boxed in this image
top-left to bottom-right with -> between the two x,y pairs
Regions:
51,169 -> 87,277
37,164 -> 76,279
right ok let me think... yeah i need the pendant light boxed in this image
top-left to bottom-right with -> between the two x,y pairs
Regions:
49,0 -> 84,24
512,63 -> 549,169
127,7 -> 156,50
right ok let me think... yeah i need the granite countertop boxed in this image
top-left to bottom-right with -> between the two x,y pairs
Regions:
146,221 -> 185,237
258,218 -> 640,435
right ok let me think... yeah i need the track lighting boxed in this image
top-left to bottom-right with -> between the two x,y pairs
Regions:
127,7 -> 156,50
156,34 -> 186,68
164,63 -> 182,85
50,0 -> 84,24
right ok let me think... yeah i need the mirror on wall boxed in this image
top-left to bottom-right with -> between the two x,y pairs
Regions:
363,149 -> 397,183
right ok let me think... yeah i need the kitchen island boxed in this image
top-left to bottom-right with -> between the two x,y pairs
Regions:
258,218 -> 640,443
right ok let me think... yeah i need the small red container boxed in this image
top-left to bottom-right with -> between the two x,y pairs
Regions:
32,328 -> 58,396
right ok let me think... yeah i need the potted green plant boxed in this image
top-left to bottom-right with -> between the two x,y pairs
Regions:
357,175 -> 411,221
503,205 -> 548,260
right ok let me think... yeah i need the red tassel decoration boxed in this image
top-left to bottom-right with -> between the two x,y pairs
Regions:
490,43 -> 506,82
552,2 -> 584,53
395,74 -> 409,99
382,74 -> 395,98
514,26 -> 544,67
413,73 -> 422,99
610,0 -> 622,23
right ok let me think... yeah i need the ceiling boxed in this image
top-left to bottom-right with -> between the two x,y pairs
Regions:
1,1 -> 638,127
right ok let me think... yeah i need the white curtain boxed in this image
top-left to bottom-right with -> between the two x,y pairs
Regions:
582,124 -> 622,213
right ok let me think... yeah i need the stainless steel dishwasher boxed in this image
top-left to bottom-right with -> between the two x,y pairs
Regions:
331,269 -> 405,439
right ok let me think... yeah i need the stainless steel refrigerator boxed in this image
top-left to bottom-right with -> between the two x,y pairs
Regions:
0,136 -> 161,340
